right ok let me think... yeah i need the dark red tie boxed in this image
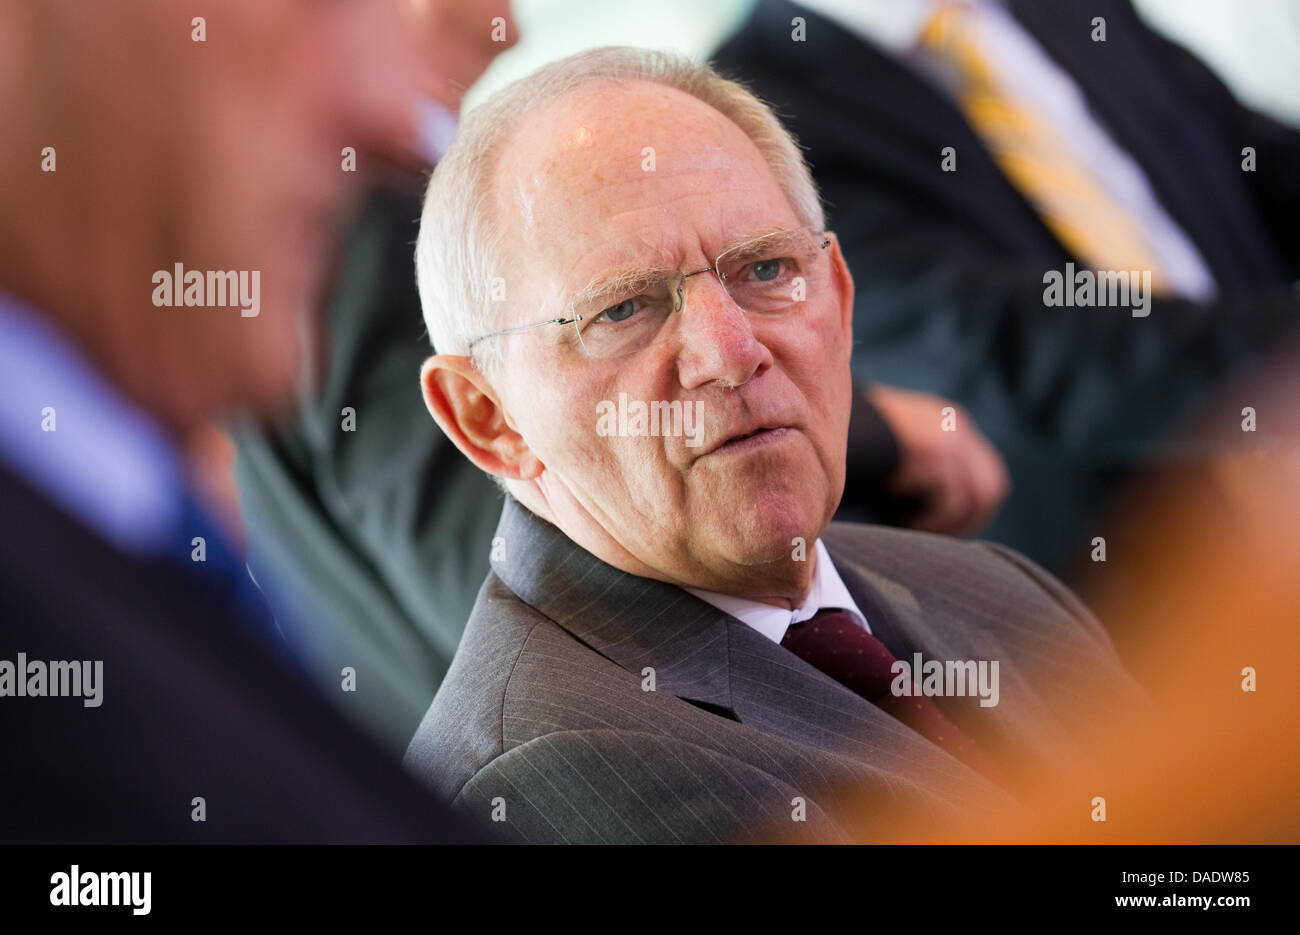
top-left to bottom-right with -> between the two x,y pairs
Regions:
781,609 -> 1004,785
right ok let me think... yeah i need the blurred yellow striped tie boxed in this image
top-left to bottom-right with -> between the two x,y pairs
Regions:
921,3 -> 1168,292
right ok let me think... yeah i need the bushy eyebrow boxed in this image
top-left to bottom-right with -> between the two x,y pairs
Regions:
716,228 -> 801,263
565,265 -> 677,315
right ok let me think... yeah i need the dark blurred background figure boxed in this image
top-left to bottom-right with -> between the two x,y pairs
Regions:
712,0 -> 1300,600
233,0 -> 520,754
0,0 -> 473,842
233,0 -> 1012,753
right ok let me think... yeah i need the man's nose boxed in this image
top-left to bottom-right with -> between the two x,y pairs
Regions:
673,274 -> 773,391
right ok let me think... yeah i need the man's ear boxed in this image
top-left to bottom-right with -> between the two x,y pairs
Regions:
420,354 -> 544,481
827,233 -> 856,351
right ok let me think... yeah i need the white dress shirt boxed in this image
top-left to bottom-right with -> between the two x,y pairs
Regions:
794,0 -> 1218,300
0,291 -> 185,557
685,539 -> 870,644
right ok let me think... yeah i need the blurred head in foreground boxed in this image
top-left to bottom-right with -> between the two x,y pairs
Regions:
0,0 -> 485,844
417,47 -> 856,603
0,0 -> 421,432
404,0 -> 516,112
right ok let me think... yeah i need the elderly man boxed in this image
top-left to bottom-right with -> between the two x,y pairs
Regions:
233,0 -> 1006,759
405,47 -> 1138,843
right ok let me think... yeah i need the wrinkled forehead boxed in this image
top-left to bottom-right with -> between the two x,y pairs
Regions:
489,80 -> 798,312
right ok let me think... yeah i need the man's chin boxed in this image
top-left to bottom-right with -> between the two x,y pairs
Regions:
704,492 -> 826,568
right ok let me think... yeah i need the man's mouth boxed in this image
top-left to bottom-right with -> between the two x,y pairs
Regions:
706,425 -> 791,457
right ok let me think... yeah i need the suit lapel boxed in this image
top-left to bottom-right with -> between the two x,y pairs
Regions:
488,496 -> 735,711
821,524 -> 1076,766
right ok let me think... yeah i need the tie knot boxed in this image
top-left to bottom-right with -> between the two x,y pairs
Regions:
783,608 -> 860,642
781,609 -> 900,700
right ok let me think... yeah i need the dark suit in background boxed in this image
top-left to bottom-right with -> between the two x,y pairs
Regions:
235,178 -> 503,754
712,0 -> 1300,582
0,457 -> 474,843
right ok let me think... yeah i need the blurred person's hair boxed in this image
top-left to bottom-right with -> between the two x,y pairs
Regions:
414,46 -> 825,381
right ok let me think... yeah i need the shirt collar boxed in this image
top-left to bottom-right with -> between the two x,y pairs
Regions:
792,0 -> 992,51
0,291 -> 185,557
685,538 -> 871,644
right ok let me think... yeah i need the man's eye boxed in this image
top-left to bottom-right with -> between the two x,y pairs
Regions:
748,258 -> 787,282
596,299 -> 637,323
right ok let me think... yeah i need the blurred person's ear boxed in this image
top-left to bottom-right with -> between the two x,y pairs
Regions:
420,354 -> 542,481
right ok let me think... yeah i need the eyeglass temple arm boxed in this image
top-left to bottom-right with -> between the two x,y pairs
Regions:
466,314 -> 585,350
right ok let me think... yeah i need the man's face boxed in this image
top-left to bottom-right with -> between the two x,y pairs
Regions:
14,0 -> 419,426
491,82 -> 855,599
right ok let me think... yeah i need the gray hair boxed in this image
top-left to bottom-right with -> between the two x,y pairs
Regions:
414,45 -> 825,379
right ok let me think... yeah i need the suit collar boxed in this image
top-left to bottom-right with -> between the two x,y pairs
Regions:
683,538 -> 869,643
489,496 -> 737,711
488,497 -> 926,716
791,0 -> 943,54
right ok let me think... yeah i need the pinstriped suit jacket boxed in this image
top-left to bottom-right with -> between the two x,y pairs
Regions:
404,496 -> 1140,843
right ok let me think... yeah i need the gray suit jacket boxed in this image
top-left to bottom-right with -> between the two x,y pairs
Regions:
405,496 -> 1139,843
